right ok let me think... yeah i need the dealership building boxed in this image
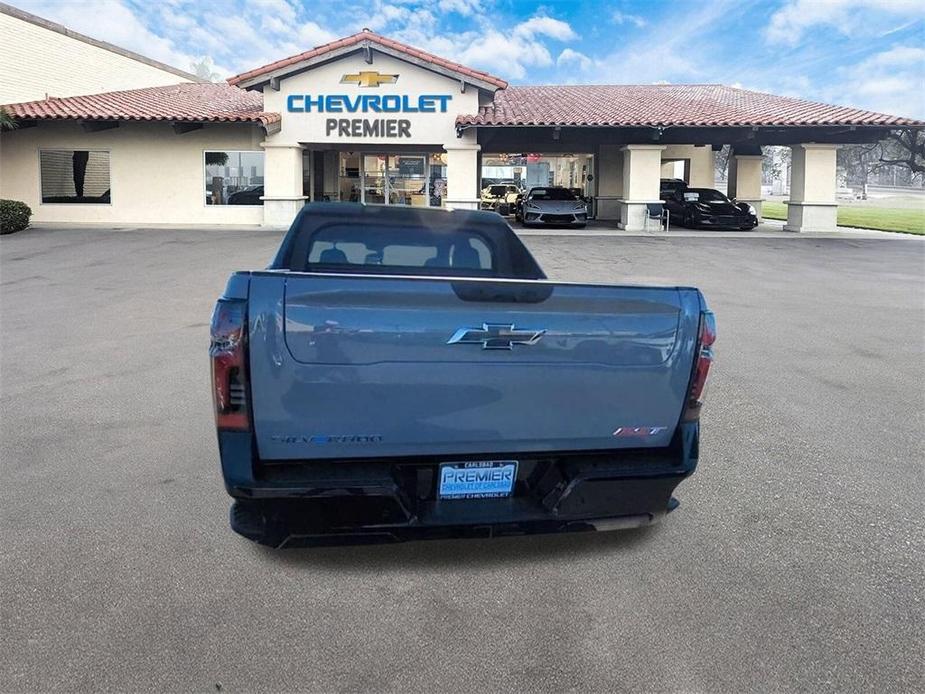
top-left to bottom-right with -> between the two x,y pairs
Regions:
1,5 -> 922,231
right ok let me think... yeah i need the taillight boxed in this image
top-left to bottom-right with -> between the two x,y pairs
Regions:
683,310 -> 716,422
210,299 -> 250,431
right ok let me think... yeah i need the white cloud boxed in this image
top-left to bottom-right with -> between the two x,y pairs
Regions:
381,9 -> 579,80
16,0 -> 207,75
296,21 -> 338,47
447,16 -> 576,78
557,48 -> 592,72
592,0 -> 746,83
766,0 -> 925,45
828,45 -> 925,118
611,10 -> 646,28
440,0 -> 483,16
249,0 -> 298,24
512,15 -> 577,41
455,31 -> 554,78
12,0 -> 583,84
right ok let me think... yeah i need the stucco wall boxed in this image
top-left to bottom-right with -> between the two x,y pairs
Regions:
660,144 -> 715,188
0,121 -> 265,225
0,11 -> 194,104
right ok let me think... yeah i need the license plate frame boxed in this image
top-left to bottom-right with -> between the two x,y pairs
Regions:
438,460 -> 518,500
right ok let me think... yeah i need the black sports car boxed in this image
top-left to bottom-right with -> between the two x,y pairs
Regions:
664,187 -> 758,230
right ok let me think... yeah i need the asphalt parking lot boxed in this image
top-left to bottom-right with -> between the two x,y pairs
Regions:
1,226 -> 923,692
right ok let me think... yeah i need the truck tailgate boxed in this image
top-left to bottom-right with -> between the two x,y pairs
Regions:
247,272 -> 703,461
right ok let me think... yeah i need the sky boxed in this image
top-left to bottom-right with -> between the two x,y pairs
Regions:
13,0 -> 925,118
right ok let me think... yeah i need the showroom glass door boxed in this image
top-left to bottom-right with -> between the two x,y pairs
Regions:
362,154 -> 387,204
339,152 -> 442,206
338,153 -> 361,202
385,155 -> 428,206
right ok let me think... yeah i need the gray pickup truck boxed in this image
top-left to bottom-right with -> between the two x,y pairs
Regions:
210,203 -> 715,547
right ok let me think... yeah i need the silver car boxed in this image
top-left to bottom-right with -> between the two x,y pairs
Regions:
518,187 -> 588,228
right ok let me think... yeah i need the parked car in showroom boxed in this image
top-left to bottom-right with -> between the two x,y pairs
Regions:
480,184 -> 521,215
517,186 -> 588,228
227,185 -> 264,205
660,178 -> 688,200
663,187 -> 758,230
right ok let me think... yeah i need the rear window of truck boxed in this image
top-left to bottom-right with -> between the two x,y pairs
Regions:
275,204 -> 547,280
301,224 -> 496,275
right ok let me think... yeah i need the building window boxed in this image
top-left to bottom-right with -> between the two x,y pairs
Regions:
40,150 -> 111,204
204,151 -> 264,205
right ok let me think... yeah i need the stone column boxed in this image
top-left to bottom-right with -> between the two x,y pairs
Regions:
727,153 -> 764,220
443,133 -> 481,210
784,144 -> 838,232
618,144 -> 665,231
688,146 -> 715,188
261,142 -> 306,227
595,144 -> 624,221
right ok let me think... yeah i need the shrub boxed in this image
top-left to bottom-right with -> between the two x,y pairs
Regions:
0,199 -> 32,234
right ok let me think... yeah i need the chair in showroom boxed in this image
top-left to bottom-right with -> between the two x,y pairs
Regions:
645,203 -> 669,231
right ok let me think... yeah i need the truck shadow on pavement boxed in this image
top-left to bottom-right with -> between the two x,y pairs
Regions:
249,524 -> 660,571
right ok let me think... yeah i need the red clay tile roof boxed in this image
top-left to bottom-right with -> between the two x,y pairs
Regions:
227,29 -> 508,90
1,83 -> 281,128
457,84 -> 924,128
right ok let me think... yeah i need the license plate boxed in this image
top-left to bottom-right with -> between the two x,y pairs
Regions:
438,461 -> 518,499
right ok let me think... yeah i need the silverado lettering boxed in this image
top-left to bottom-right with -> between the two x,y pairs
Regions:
271,435 -> 383,444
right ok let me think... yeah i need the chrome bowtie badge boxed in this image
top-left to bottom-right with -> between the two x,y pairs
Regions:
340,71 -> 399,88
447,323 -> 546,350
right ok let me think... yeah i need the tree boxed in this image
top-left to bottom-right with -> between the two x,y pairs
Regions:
874,129 -> 925,175
0,107 -> 16,131
838,128 -> 925,189
191,56 -> 221,83
714,145 -> 730,180
762,146 -> 790,184
837,143 -> 876,188
205,152 -> 228,167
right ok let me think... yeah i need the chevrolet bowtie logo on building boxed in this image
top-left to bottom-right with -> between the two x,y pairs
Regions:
341,71 -> 399,88
447,324 -> 546,350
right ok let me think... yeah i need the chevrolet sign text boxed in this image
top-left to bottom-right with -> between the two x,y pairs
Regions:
287,93 -> 453,138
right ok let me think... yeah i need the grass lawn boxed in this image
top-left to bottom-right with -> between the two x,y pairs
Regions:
762,201 -> 925,235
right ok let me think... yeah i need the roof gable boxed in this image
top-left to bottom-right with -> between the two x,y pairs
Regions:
227,30 -> 507,92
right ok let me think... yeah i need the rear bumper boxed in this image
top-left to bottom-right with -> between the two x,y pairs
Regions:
523,213 -> 587,226
692,215 -> 758,229
219,425 -> 699,548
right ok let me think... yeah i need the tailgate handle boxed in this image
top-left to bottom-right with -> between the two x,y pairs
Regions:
451,282 -> 553,303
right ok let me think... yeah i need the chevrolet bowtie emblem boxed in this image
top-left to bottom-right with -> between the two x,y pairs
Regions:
340,71 -> 399,88
447,323 -> 546,350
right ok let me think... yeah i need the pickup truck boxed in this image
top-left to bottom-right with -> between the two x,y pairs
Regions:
210,203 -> 715,547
